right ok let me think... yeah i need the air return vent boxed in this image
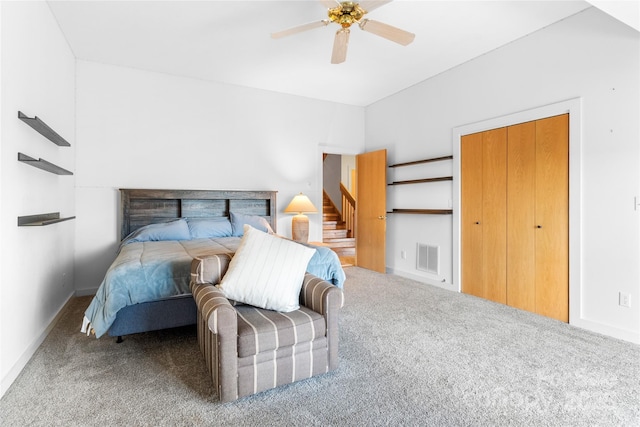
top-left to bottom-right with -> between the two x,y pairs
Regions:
417,243 -> 439,275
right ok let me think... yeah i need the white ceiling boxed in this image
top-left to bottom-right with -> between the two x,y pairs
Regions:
47,0 -> 610,106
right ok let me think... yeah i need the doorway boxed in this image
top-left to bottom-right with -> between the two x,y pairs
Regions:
320,148 -> 388,272
322,153 -> 357,266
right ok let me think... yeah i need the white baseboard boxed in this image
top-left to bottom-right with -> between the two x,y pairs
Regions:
75,287 -> 98,297
571,317 -> 640,345
388,267 -> 639,345
386,267 -> 458,292
0,291 -> 74,399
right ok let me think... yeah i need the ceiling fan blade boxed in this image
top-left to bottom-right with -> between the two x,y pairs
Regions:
358,0 -> 393,13
359,18 -> 415,45
271,20 -> 329,39
318,0 -> 340,9
331,28 -> 350,64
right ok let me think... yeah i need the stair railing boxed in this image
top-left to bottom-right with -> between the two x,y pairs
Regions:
340,183 -> 356,239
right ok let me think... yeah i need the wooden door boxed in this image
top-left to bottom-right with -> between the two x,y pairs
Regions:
507,121 -> 537,312
461,114 -> 568,322
461,132 -> 484,297
461,128 -> 507,303
535,114 -> 569,322
356,149 -> 387,273
481,128 -> 508,304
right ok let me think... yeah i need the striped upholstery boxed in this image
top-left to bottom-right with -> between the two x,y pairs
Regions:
236,338 -> 329,399
236,305 -> 325,358
190,254 -> 232,285
191,256 -> 343,402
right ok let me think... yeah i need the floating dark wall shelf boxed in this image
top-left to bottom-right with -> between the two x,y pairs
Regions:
389,155 -> 453,168
388,209 -> 453,215
18,212 -> 76,227
18,152 -> 73,175
18,111 -> 71,147
387,154 -> 454,214
17,112 -> 75,227
388,176 -> 453,186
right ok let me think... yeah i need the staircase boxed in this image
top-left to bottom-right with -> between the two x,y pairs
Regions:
322,192 -> 356,267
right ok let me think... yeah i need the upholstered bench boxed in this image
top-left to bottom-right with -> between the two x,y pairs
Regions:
190,253 -> 344,402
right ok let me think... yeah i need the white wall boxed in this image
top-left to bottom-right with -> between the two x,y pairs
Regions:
366,7 -> 640,343
341,155 -> 356,194
0,2 -> 76,397
323,154 -> 342,214
74,61 -> 365,294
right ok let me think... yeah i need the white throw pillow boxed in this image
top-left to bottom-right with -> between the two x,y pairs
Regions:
218,225 -> 316,312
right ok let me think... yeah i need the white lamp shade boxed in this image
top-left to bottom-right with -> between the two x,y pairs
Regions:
284,193 -> 318,214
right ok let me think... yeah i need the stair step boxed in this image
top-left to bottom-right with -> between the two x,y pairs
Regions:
332,247 -> 356,256
322,238 -> 355,248
323,242 -> 356,250
338,255 -> 355,267
323,229 -> 348,239
323,221 -> 346,230
323,214 -> 339,221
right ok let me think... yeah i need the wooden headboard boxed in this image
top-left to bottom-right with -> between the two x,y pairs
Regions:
120,189 -> 277,240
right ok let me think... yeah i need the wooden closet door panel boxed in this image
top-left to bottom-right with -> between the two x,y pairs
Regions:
535,114 -> 569,322
507,121 -> 536,312
482,128 -> 507,304
461,132 -> 484,297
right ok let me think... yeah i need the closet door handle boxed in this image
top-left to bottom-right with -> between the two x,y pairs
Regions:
536,225 -> 542,228
475,221 -> 480,225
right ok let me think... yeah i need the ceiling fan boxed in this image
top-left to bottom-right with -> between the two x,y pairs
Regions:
271,0 -> 415,64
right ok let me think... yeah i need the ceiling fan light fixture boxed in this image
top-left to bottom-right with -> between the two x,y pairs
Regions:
272,0 -> 414,64
328,1 -> 366,28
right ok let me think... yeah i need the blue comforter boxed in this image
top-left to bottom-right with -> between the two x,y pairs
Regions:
83,237 -> 345,338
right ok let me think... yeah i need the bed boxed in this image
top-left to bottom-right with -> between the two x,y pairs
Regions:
81,189 -> 346,341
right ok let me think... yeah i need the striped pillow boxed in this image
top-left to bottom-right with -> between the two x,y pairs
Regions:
218,225 -> 316,312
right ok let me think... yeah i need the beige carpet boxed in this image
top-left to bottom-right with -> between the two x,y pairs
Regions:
1,267 -> 639,426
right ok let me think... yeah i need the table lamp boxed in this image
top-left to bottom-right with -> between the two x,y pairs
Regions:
284,193 -> 318,243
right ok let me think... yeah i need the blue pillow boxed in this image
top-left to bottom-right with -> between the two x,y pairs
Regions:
186,217 -> 233,239
230,212 -> 274,236
121,219 -> 191,246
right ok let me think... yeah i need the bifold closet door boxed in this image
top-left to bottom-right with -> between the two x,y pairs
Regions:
534,114 -> 569,322
482,128 -> 507,304
507,121 -> 537,313
462,114 -> 568,322
461,132 -> 484,298
507,115 -> 569,321
461,128 -> 507,304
